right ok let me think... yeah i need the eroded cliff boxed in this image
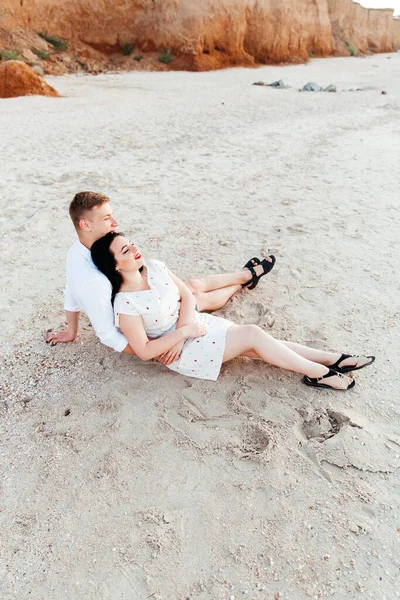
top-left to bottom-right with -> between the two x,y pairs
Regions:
393,19 -> 400,47
328,0 -> 396,54
0,0 -> 398,73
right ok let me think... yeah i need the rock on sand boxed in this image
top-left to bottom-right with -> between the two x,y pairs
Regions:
0,60 -> 59,99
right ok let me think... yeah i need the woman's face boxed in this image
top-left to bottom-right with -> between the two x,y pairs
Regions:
110,235 -> 144,273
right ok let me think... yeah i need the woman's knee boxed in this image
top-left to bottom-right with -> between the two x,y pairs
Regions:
186,278 -> 202,294
241,324 -> 264,345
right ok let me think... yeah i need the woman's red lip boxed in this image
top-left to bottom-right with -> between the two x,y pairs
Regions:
135,253 -> 141,259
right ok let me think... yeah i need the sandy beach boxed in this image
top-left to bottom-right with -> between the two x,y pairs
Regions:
1,53 -> 400,599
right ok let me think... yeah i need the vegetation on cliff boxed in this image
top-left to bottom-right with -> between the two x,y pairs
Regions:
0,0 -> 398,75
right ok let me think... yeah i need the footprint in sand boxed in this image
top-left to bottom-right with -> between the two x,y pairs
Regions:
301,408 -> 361,442
237,420 -> 277,464
136,508 -> 182,556
298,408 -> 400,474
301,326 -> 328,346
287,223 -> 308,234
228,301 -> 272,326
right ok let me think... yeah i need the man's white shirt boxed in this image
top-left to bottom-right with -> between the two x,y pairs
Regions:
64,240 -> 128,352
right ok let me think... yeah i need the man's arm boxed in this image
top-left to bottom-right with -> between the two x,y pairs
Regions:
46,266 -> 83,345
47,272 -> 135,352
75,277 -> 130,352
46,312 -> 135,352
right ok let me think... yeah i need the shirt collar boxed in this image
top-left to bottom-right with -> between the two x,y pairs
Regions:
76,240 -> 92,261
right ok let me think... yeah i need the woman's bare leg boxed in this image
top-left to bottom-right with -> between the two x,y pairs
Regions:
186,271 -> 248,294
244,341 -> 363,371
278,341 -> 341,366
186,258 -> 274,295
223,325 -> 353,388
194,285 -> 241,312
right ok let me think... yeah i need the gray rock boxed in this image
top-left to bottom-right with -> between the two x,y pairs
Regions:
302,81 -> 323,92
267,79 -> 291,89
253,79 -> 291,89
323,84 -> 337,93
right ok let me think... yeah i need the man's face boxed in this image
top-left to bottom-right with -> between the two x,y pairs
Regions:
82,202 -> 119,241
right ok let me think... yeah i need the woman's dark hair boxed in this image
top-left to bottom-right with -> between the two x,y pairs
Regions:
91,232 -> 124,305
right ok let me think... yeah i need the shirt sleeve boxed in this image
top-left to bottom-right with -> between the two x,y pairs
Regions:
78,278 -> 128,352
63,248 -> 82,312
63,260 -> 81,312
114,294 -> 140,328
147,259 -> 168,275
63,286 -> 81,312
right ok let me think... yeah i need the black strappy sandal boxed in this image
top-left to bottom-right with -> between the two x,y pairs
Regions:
260,255 -> 276,276
242,256 -> 276,290
242,257 -> 261,289
328,353 -> 375,374
302,368 -> 355,390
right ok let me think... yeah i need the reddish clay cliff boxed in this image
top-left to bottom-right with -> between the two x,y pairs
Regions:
328,0 -> 396,54
390,18 -> 400,47
0,0 -> 398,73
0,0 -> 334,69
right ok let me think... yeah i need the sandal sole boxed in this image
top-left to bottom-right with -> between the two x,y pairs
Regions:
336,356 -> 375,374
302,376 -> 356,390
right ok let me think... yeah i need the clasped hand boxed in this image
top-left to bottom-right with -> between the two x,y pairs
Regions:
157,322 -> 206,365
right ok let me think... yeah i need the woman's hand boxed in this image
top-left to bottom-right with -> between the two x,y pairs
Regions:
157,340 -> 185,365
184,322 -> 207,339
157,324 -> 206,364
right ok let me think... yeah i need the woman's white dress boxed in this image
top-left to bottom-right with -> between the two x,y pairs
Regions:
113,260 -> 233,381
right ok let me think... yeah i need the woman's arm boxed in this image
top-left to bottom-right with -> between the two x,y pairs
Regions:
168,270 -> 196,329
156,270 -> 198,366
119,314 -> 204,361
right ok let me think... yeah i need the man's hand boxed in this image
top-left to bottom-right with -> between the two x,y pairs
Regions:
45,329 -> 76,346
46,311 -> 79,346
157,340 -> 185,365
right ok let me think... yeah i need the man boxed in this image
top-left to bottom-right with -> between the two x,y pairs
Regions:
46,191 -> 274,364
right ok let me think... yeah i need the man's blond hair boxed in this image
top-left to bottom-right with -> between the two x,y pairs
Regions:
69,191 -> 110,229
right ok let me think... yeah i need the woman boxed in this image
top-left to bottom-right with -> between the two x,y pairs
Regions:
91,232 -> 375,390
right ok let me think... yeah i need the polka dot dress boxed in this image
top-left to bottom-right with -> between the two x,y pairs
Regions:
167,310 -> 232,381
113,259 -> 233,381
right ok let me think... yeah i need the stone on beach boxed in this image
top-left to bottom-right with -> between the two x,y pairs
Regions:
0,60 -> 59,99
253,79 -> 291,88
267,79 -> 291,89
301,81 -> 337,92
301,81 -> 323,91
